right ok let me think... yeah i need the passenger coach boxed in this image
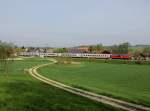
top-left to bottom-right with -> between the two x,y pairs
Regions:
19,52 -> 131,60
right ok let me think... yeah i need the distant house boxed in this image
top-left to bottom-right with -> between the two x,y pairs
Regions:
68,46 -> 89,53
78,46 -> 89,52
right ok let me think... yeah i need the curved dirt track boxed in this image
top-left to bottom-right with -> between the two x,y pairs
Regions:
28,58 -> 150,111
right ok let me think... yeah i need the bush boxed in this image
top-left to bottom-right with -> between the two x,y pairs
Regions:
135,60 -> 143,64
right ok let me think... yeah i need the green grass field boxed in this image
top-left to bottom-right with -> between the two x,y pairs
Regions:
0,58 -> 122,111
38,60 -> 150,107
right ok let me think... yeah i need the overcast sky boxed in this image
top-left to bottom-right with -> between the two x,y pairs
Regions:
0,0 -> 150,47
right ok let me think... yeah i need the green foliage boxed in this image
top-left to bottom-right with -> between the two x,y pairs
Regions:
142,48 -> 150,57
54,47 -> 68,53
0,41 -> 15,72
111,42 -> 129,54
89,44 -> 103,53
0,41 -> 15,59
132,47 -> 150,60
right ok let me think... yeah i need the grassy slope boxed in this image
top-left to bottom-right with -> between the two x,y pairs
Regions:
0,58 -> 122,111
38,61 -> 150,107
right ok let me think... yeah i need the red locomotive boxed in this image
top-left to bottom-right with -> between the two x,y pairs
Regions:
111,54 -> 131,59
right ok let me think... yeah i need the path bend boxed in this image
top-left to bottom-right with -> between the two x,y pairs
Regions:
28,58 -> 150,111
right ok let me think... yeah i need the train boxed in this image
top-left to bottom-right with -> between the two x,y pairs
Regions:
19,52 -> 131,59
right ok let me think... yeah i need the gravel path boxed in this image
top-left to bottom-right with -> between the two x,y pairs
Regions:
28,58 -> 150,111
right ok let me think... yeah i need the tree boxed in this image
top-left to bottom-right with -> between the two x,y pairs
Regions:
0,41 -> 15,72
142,48 -> 150,59
133,49 -> 143,60
54,48 -> 68,53
21,46 -> 25,49
89,44 -> 103,53
95,44 -> 103,53
111,42 -> 129,54
111,45 -> 118,54
89,46 -> 95,53
62,48 -> 68,53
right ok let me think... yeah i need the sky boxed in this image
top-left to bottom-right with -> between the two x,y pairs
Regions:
0,0 -> 150,47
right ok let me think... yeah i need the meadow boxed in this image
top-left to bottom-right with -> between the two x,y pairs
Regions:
0,58 -> 122,111
38,59 -> 150,107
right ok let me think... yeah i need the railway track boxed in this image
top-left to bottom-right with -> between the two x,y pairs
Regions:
28,59 -> 150,111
